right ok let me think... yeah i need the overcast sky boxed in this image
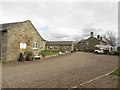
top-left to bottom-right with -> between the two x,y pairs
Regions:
0,1 -> 118,41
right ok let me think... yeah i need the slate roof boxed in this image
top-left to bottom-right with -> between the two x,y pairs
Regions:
0,21 -> 25,31
46,41 -> 74,45
0,20 -> 46,41
87,37 -> 107,43
78,39 -> 86,43
78,36 -> 107,44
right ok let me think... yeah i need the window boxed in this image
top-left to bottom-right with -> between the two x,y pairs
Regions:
81,43 -> 83,45
20,42 -> 26,49
32,42 -> 38,49
54,46 -> 58,50
64,46 -> 68,49
49,46 -> 53,50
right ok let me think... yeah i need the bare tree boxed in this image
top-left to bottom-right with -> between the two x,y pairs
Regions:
103,31 -> 117,46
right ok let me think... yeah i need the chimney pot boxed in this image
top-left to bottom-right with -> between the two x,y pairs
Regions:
97,35 -> 100,39
100,36 -> 102,40
90,32 -> 94,37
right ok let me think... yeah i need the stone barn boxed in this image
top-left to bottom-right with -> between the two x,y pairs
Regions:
0,20 -> 46,62
46,41 -> 74,52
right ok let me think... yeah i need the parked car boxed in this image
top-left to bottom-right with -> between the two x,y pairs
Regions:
94,45 -> 113,54
94,48 -> 104,54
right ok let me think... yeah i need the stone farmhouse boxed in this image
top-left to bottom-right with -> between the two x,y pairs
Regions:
46,41 -> 74,52
78,32 -> 107,52
0,20 -> 46,62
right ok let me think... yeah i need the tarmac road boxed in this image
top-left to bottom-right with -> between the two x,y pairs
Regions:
2,52 -> 118,88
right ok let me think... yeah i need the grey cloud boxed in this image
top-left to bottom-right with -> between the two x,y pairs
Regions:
51,33 -> 69,39
0,2 -> 118,41
81,26 -> 104,38
70,34 -> 82,41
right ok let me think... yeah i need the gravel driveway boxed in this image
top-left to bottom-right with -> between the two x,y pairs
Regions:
2,52 -> 118,88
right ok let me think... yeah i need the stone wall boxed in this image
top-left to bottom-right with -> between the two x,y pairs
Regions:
40,41 -> 46,50
78,42 -> 86,51
85,37 -> 99,52
5,20 -> 46,62
0,31 -> 1,61
0,31 -> 7,61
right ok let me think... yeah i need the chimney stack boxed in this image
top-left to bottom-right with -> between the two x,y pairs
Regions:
100,36 -> 102,40
97,35 -> 100,40
90,32 -> 94,37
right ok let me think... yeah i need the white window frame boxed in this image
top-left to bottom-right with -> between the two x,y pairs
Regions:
64,46 -> 68,49
49,46 -> 53,50
32,42 -> 38,49
81,43 -> 83,45
20,42 -> 27,49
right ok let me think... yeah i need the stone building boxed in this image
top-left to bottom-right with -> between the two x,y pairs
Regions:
0,20 -> 46,62
78,32 -> 107,52
46,41 -> 74,52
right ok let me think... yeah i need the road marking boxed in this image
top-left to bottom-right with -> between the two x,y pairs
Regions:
69,68 -> 118,89
78,71 -> 113,86
71,71 -> 113,89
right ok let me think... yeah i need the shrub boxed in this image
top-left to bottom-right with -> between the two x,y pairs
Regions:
25,51 -> 33,61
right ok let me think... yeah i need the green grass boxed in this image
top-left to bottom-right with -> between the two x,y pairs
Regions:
112,66 -> 120,76
39,50 -> 60,57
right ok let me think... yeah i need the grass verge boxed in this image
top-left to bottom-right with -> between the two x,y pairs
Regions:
112,66 -> 120,76
39,50 -> 60,57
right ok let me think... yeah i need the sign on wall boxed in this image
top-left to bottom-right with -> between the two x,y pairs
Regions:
20,42 -> 26,49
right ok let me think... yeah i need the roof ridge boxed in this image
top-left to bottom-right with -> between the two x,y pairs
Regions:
0,20 -> 30,25
0,20 -> 46,41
